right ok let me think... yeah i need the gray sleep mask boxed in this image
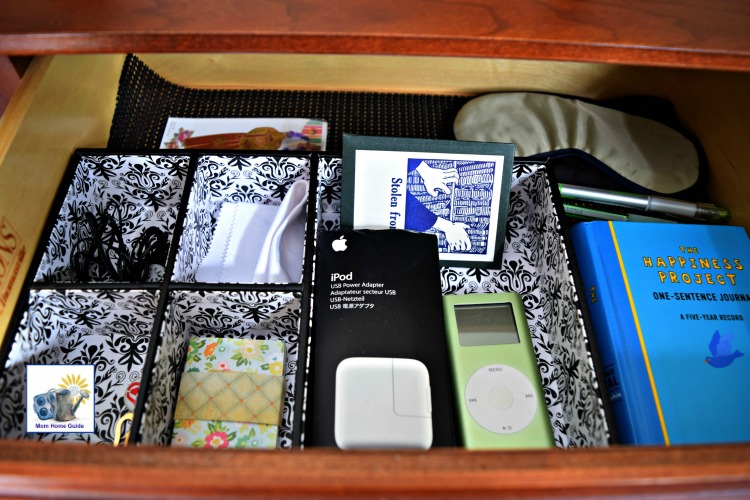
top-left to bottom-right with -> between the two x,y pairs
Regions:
454,92 -> 700,195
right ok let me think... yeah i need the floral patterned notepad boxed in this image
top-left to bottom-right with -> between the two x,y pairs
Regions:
172,337 -> 285,449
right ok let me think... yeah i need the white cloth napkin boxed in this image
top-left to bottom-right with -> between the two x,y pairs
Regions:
196,179 -> 309,283
252,179 -> 309,283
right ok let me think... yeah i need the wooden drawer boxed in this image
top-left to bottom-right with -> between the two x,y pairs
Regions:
1,53 -> 750,497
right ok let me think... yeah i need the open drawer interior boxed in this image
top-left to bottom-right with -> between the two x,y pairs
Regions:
0,53 -> 749,453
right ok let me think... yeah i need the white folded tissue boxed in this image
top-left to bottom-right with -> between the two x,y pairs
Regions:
196,179 -> 309,283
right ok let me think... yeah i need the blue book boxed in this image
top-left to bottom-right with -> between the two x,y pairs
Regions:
571,221 -> 750,446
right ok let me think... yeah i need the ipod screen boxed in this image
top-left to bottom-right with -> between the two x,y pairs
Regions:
454,303 -> 520,347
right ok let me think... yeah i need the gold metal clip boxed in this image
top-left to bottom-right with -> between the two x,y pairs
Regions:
113,412 -> 134,447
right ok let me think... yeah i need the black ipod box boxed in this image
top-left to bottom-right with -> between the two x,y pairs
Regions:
306,229 -> 456,447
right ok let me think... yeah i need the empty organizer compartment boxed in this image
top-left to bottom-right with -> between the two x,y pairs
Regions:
173,154 -> 312,284
140,289 -> 303,449
312,158 -> 609,447
0,289 -> 159,444
34,153 -> 190,284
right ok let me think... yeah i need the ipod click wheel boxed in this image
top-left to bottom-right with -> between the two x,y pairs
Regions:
443,292 -> 555,449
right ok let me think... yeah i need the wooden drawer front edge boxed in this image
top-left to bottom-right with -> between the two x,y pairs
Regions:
0,441 -> 749,498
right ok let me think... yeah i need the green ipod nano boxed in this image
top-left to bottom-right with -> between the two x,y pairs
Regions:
443,292 -> 555,449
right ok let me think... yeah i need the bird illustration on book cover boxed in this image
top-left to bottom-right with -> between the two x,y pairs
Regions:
705,330 -> 745,368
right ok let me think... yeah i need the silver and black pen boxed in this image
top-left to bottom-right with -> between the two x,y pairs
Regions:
558,183 -> 730,223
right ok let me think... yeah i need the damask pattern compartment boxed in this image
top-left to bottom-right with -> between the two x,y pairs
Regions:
0,289 -> 159,444
172,154 -> 311,284
140,290 -> 302,449
312,156 -> 609,447
34,154 -> 190,284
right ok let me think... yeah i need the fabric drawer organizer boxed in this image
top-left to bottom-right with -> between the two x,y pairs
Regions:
0,151 -> 315,448
0,148 -> 610,449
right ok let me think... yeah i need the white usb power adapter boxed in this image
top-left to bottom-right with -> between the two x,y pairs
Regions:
334,357 -> 433,450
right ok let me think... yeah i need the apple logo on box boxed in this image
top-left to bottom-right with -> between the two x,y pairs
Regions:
332,236 -> 348,252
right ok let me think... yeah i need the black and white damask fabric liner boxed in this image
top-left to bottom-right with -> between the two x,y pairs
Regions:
316,157 -> 609,447
34,155 -> 189,284
141,290 -> 301,449
173,155 -> 311,283
0,289 -> 158,444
